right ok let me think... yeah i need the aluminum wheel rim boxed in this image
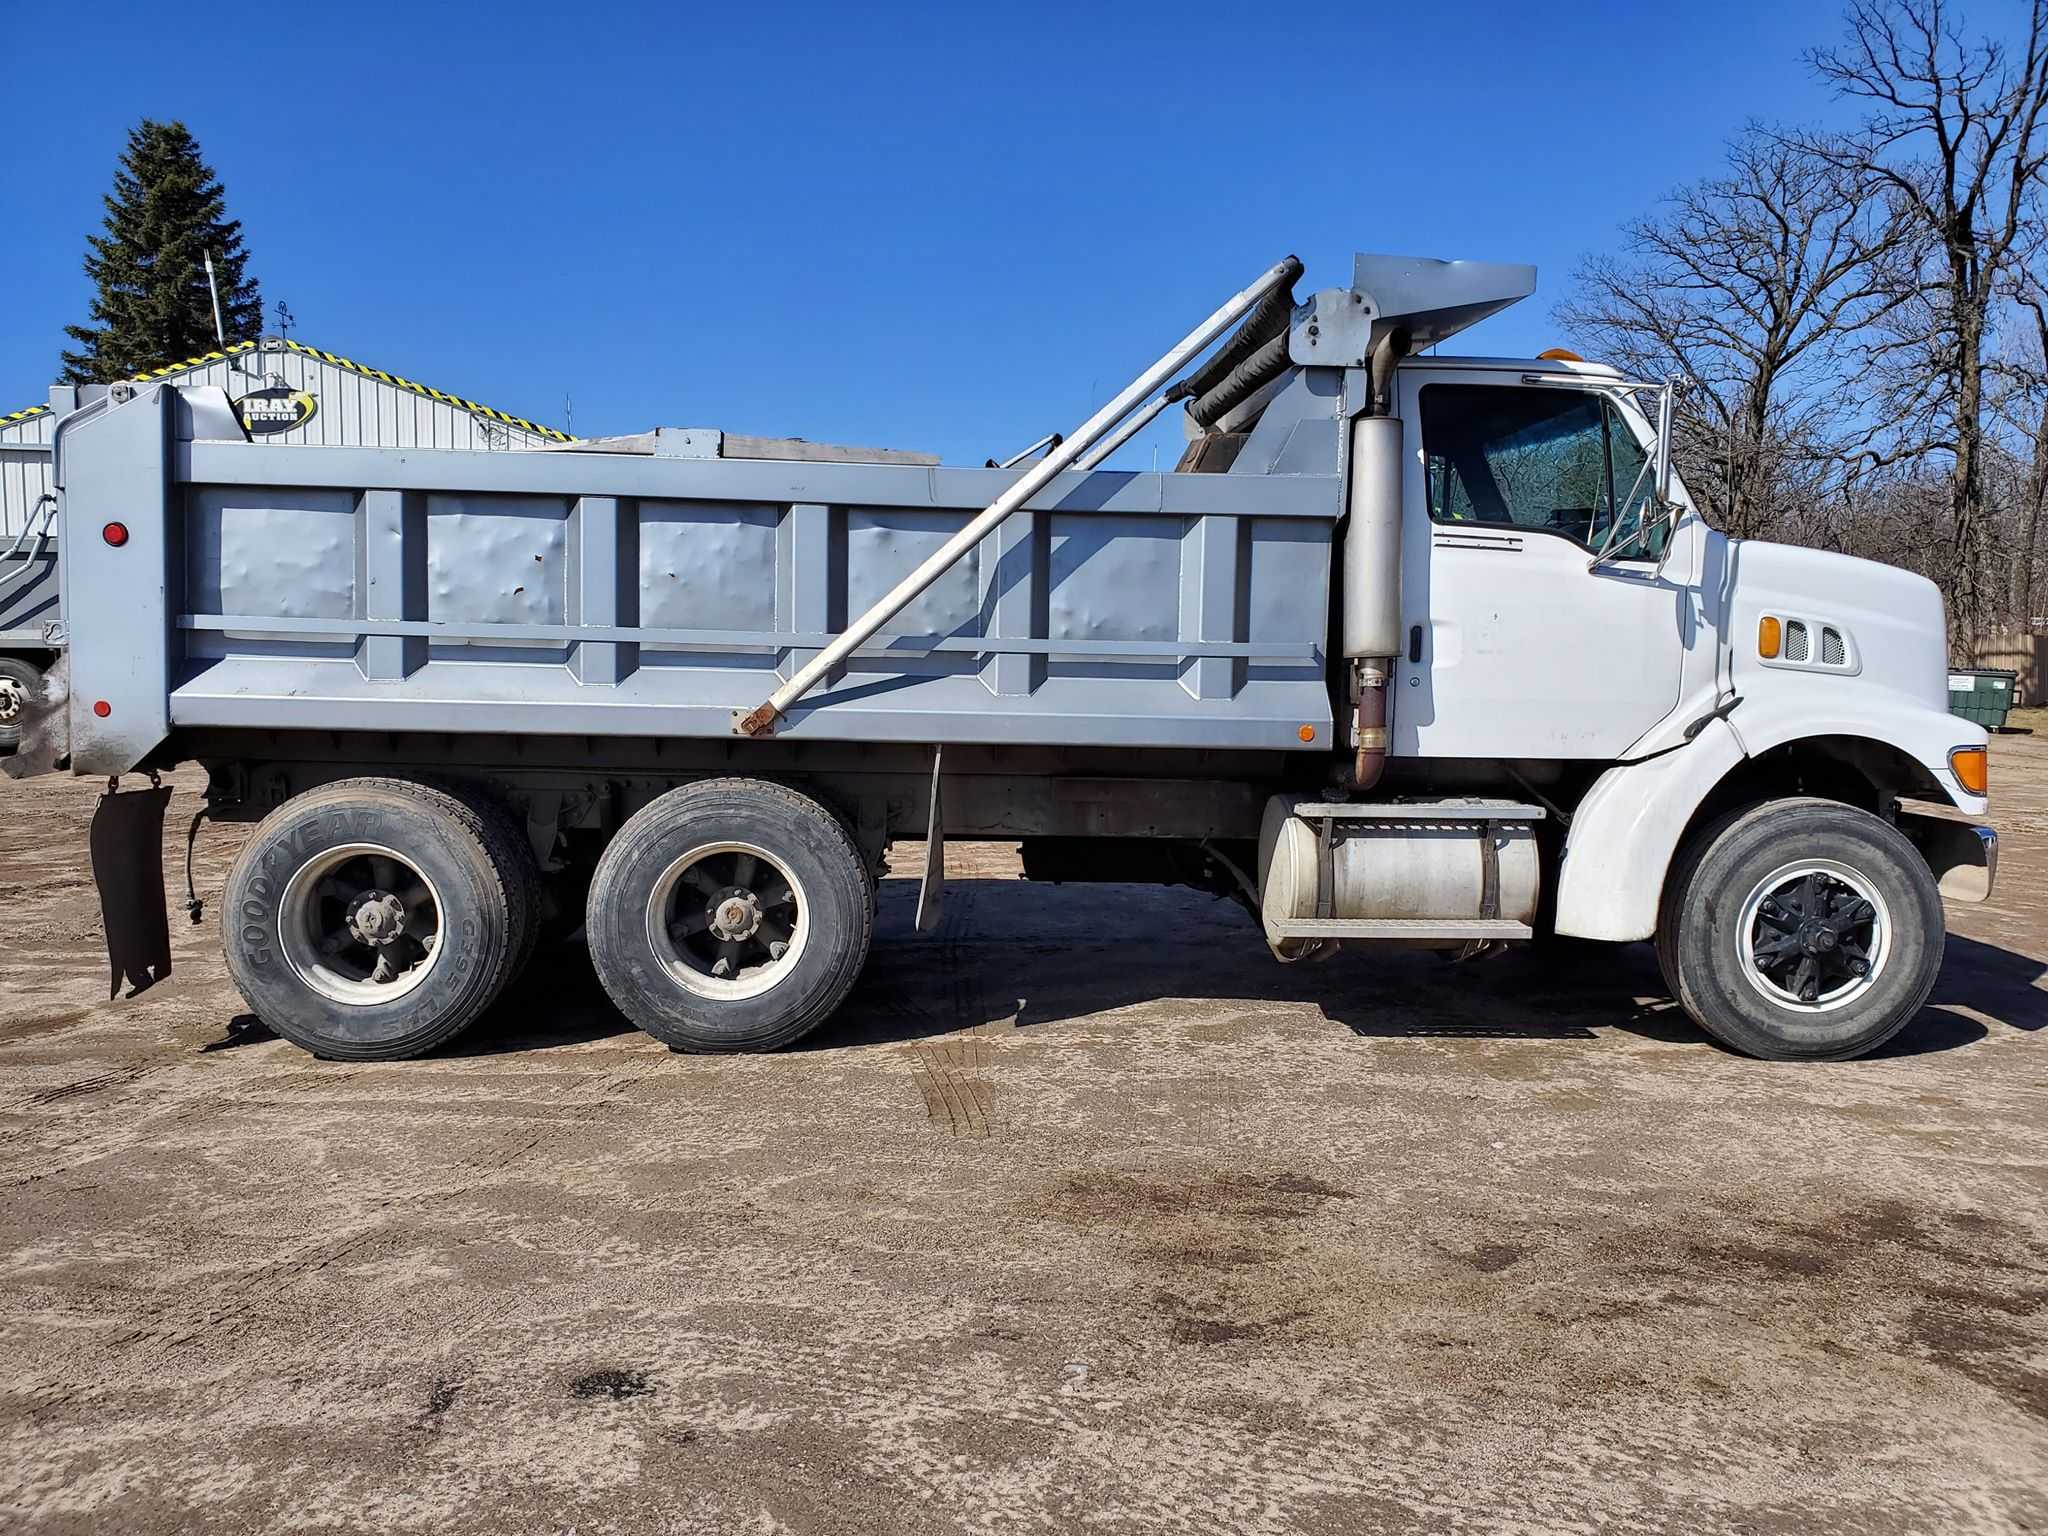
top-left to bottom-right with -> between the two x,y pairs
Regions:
0,676 -> 23,727
1736,858 -> 1890,1014
279,842 -> 445,1006
647,840 -> 809,1001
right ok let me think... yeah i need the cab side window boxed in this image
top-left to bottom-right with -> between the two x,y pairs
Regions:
1421,384 -> 1646,552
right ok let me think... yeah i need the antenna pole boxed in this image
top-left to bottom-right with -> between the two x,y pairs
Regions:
203,251 -> 228,348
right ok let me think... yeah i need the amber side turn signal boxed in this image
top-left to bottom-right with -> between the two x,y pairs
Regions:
1758,615 -> 1782,659
1950,745 -> 1989,796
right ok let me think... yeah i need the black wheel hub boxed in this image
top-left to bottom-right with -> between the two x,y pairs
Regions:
1751,873 -> 1876,1003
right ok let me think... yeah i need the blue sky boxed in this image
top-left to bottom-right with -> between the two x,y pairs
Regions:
0,0 -> 1862,467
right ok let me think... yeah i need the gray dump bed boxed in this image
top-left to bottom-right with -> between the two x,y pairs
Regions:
50,384 -> 1341,775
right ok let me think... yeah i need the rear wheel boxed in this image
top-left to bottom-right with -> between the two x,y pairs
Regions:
1660,797 -> 1944,1061
0,656 -> 41,753
586,778 -> 874,1052
221,778 -> 530,1060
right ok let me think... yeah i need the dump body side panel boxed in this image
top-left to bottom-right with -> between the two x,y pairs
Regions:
55,390 -> 1342,760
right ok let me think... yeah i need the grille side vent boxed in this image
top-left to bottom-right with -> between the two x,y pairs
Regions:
1786,621 -> 1810,662
1820,626 -> 1846,666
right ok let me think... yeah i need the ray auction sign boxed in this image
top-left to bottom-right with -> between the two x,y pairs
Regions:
234,386 -> 318,436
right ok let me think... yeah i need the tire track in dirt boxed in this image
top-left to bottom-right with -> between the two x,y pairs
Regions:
908,1034 -> 996,1139
26,1067 -> 663,1385
0,1065 -> 179,1187
21,1064 -> 161,1108
448,1068 -> 653,1178
558,1322 -> 1934,1536
893,885 -> 1009,1138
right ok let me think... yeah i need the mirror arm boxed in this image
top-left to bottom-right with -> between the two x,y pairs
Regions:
1655,373 -> 1676,501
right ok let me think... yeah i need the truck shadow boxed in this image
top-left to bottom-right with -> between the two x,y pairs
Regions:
440,881 -> 2044,1061
810,882 -> 2045,1061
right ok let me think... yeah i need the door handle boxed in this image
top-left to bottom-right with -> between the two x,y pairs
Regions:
1408,625 -> 1424,664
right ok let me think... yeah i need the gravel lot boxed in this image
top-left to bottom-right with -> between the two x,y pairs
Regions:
0,735 -> 2043,1534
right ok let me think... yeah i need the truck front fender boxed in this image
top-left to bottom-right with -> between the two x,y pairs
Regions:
1555,697 -> 1990,942
1553,718 -> 1744,943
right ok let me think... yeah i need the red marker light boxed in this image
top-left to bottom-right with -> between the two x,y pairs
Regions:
92,700 -> 112,718
102,522 -> 129,547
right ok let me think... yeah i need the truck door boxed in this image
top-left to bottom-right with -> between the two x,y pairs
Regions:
1393,371 -> 1688,760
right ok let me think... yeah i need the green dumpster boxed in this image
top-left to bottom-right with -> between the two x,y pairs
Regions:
1948,668 -> 2018,729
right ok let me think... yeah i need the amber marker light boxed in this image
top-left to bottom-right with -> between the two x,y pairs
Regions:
1950,746 -> 1989,796
1298,724 -> 1316,743
1758,615 -> 1782,659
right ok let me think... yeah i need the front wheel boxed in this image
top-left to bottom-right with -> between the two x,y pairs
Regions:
1659,797 -> 1945,1061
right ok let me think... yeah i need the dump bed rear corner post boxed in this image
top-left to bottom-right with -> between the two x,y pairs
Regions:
61,387 -> 175,775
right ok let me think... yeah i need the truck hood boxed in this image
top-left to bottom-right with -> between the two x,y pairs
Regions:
1729,539 -> 1949,713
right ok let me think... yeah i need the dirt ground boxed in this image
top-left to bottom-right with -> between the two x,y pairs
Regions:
0,738 -> 2044,1536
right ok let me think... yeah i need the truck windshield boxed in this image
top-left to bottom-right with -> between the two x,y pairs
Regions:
1421,384 -> 1652,554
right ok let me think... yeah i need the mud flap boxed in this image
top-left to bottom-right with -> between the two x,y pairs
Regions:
89,782 -> 174,998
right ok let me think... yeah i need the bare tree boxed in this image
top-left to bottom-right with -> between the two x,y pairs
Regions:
1556,127 -> 1909,540
1991,277 -> 2048,623
1805,0 -> 2048,644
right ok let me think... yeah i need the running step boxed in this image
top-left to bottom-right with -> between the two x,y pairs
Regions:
1266,917 -> 1533,941
1289,798 -> 1544,822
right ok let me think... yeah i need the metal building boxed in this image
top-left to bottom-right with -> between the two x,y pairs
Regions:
1,338 -> 572,535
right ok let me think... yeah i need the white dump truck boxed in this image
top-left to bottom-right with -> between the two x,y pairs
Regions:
4,253 -> 1995,1063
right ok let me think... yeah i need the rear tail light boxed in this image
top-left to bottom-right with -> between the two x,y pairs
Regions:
102,521 -> 129,547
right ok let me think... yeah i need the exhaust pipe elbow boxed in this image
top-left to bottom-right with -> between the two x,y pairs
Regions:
1353,657 -> 1391,791
1368,326 -> 1412,417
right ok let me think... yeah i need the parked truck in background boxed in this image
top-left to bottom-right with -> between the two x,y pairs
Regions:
2,253 -> 1997,1063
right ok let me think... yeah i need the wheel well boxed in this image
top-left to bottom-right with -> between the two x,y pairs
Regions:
1670,735 -> 1940,869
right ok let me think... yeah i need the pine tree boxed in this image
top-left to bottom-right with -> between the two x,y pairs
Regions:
61,120 -> 263,383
